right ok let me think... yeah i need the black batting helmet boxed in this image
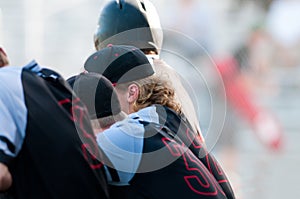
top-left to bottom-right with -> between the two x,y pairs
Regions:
94,0 -> 163,54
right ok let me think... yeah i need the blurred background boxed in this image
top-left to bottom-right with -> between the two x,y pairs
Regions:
1,0 -> 300,198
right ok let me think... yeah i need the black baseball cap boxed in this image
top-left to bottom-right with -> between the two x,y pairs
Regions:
67,73 -> 121,119
84,45 -> 155,84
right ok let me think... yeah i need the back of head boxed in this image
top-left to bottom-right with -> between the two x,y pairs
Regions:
94,0 -> 163,54
84,45 -> 155,85
68,73 -> 121,120
133,74 -> 182,114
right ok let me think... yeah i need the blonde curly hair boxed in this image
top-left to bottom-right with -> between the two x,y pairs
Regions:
133,75 -> 182,114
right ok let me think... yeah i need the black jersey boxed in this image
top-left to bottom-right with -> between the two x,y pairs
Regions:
155,105 -> 235,198
0,61 -> 109,199
101,105 -> 235,199
129,121 -> 229,199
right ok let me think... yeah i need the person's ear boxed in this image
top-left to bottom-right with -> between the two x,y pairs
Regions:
127,84 -> 139,104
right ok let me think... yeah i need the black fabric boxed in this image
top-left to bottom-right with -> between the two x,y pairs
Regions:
84,45 -> 154,84
0,150 -> 13,166
154,105 -> 236,199
108,185 -> 148,199
8,68 -> 109,199
102,105 -> 235,199
0,136 -> 15,154
68,73 -> 121,119
107,167 -> 120,182
128,120 -> 229,199
66,75 -> 77,88
0,192 -> 14,199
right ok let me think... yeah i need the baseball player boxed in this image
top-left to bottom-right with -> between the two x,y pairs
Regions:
92,0 -> 204,142
0,61 -> 109,199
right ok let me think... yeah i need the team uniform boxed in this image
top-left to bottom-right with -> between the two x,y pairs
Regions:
0,61 -> 109,199
97,105 -> 235,199
91,1 -> 235,198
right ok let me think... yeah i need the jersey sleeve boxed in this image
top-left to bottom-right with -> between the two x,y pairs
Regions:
0,67 -> 27,165
96,118 -> 144,185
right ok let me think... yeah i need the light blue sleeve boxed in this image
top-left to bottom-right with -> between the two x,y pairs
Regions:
0,67 -> 27,162
96,117 -> 144,185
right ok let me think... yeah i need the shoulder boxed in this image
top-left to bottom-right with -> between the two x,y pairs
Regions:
0,66 -> 24,102
135,106 -> 160,124
96,114 -> 144,156
0,67 -> 27,159
99,115 -> 144,140
0,66 -> 23,87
